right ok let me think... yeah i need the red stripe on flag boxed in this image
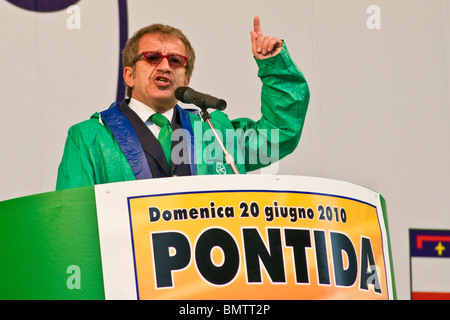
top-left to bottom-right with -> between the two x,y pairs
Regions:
416,235 -> 450,249
412,292 -> 450,300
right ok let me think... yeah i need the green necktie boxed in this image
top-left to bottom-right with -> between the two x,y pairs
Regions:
151,113 -> 173,167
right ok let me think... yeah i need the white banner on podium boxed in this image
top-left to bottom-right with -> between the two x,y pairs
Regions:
94,175 -> 395,300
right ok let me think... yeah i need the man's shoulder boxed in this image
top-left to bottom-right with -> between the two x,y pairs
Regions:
66,111 -> 113,146
68,112 -> 101,130
68,100 -> 123,132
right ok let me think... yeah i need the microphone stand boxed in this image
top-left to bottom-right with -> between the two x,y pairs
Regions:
200,108 -> 240,175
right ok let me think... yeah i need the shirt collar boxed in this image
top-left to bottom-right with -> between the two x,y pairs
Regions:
128,98 -> 174,123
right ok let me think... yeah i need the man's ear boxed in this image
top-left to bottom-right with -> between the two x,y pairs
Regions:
184,76 -> 190,86
123,66 -> 135,88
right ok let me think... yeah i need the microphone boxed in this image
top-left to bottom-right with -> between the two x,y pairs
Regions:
175,86 -> 227,110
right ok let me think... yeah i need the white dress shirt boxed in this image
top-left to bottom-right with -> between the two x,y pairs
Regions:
128,98 -> 174,138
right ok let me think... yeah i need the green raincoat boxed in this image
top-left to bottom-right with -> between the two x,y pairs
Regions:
56,43 -> 310,190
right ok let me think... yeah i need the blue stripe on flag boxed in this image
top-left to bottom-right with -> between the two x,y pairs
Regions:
410,229 -> 450,258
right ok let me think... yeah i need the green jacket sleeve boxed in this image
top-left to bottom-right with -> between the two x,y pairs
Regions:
232,42 -> 310,172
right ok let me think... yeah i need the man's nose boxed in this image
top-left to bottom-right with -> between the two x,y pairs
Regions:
156,56 -> 171,70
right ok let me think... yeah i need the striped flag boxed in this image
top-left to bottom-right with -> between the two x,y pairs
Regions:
410,229 -> 450,300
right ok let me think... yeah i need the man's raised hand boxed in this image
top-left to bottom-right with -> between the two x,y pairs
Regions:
250,16 -> 283,59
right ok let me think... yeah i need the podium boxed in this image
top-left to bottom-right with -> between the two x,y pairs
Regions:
0,175 -> 396,300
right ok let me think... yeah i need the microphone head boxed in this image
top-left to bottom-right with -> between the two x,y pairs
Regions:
174,86 -> 227,111
174,86 -> 190,102
215,99 -> 227,111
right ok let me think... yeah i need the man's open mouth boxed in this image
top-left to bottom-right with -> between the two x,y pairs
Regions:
155,76 -> 170,84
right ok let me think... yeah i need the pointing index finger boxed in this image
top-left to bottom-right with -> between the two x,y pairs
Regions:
253,16 -> 262,35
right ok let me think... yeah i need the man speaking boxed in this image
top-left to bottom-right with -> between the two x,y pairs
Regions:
56,16 -> 310,190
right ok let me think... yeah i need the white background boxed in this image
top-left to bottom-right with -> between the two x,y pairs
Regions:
1,0 -> 449,300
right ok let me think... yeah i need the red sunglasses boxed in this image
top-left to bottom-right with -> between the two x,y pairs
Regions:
133,51 -> 188,68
